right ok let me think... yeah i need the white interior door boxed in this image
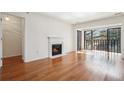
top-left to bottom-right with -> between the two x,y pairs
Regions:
0,18 -> 2,67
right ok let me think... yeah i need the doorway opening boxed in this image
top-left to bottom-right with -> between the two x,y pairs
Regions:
2,13 -> 25,66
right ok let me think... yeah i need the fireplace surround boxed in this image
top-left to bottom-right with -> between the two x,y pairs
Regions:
48,36 -> 64,58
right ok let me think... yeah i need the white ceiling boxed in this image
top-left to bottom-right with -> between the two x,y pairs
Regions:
41,12 -> 123,24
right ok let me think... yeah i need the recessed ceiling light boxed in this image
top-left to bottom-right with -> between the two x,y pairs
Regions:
5,16 -> 10,21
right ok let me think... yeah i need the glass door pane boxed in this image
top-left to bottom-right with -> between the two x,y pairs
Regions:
84,30 -> 92,50
92,28 -> 107,51
107,27 -> 121,53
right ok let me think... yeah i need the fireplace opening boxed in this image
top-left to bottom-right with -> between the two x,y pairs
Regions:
52,44 -> 62,56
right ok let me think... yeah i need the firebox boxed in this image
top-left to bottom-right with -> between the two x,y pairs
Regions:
52,44 -> 62,56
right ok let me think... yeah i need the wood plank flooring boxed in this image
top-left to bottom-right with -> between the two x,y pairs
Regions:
0,51 -> 124,81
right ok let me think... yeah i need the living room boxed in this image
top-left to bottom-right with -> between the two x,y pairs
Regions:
0,12 -> 124,81
1,0 -> 124,93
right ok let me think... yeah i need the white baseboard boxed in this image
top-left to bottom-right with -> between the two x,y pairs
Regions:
24,56 -> 48,63
24,51 -> 74,63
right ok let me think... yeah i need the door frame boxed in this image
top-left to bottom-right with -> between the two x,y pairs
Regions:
0,17 -> 2,67
0,13 -> 25,67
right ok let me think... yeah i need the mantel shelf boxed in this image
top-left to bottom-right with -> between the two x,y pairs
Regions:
48,36 -> 63,39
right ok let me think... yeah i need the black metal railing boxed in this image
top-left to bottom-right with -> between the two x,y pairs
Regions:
84,39 -> 121,53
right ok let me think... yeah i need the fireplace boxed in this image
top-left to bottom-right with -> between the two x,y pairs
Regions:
52,44 -> 62,56
48,36 -> 64,58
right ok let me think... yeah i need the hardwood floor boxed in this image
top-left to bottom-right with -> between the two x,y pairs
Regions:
0,51 -> 124,81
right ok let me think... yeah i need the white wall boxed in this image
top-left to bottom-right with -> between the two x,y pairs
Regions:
82,31 -> 84,49
7,13 -> 74,62
73,15 -> 124,55
0,13 -> 2,66
25,13 -> 74,62
20,18 -> 25,60
2,14 -> 22,58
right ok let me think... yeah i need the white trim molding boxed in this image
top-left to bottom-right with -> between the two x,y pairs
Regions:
74,23 -> 122,31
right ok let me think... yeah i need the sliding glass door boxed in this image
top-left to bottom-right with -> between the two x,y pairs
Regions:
84,27 -> 121,53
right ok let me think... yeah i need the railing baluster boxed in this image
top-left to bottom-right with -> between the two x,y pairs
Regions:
102,40 -> 103,51
85,40 -> 86,50
101,40 -> 102,50
97,40 -> 98,50
114,40 -> 115,52
98,39 -> 99,50
103,40 -> 104,51
117,39 -> 118,53
100,40 -> 101,50
104,40 -> 105,51
94,40 -> 95,50
96,40 -> 97,50
93,40 -> 94,50
105,39 -> 106,51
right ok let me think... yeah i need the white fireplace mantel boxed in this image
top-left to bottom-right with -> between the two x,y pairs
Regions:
48,36 -> 63,39
48,36 -> 64,58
